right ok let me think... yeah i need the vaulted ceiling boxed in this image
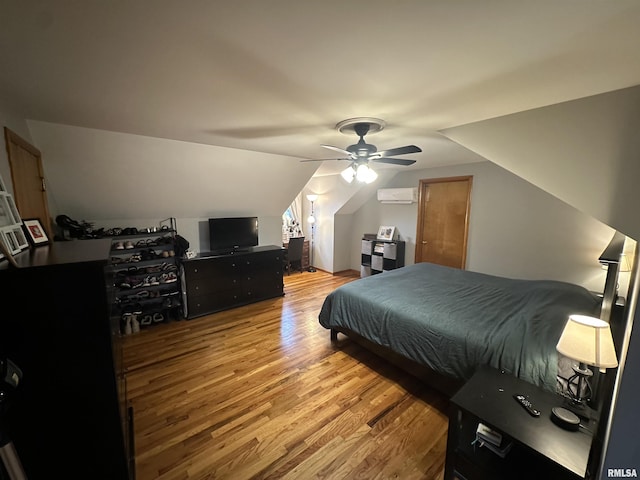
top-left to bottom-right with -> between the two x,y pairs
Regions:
2,1 -> 640,178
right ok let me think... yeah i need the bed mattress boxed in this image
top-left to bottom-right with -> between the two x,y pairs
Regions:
319,262 -> 600,391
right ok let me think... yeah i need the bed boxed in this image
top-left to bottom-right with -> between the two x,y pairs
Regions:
318,262 -> 603,394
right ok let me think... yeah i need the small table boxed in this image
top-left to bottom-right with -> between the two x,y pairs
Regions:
444,365 -> 595,480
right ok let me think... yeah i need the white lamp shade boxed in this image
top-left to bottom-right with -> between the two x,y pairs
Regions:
306,194 -> 318,202
307,215 -> 315,224
341,166 -> 355,183
363,166 -> 378,183
355,164 -> 378,184
556,314 -> 618,370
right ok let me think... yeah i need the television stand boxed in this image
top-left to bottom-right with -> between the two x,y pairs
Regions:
182,245 -> 285,319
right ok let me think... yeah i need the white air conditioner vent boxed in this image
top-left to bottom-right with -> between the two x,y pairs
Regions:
377,188 -> 418,204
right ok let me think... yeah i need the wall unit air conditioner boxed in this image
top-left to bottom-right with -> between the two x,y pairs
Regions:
377,188 -> 418,204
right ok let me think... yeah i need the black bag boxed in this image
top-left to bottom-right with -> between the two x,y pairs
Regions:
174,234 -> 190,257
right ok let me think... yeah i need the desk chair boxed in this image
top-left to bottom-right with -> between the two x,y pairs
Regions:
284,236 -> 305,275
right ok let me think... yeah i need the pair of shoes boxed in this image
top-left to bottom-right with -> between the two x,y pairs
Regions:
141,249 -> 160,261
146,262 -> 175,273
163,297 -> 181,308
160,272 -> 177,284
135,238 -> 160,247
143,275 -> 159,286
122,312 -> 141,334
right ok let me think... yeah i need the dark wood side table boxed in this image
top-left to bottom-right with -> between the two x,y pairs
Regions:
445,365 -> 595,480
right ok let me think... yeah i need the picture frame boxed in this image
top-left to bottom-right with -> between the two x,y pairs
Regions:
0,233 -> 18,267
23,218 -> 50,246
377,225 -> 396,241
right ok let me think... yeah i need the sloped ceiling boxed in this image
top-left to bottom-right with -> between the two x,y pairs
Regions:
442,85 -> 640,240
2,2 -> 640,219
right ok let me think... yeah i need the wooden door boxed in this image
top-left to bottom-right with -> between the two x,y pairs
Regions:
4,127 -> 53,238
415,176 -> 472,269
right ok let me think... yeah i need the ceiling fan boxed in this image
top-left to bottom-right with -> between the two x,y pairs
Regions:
302,118 -> 421,183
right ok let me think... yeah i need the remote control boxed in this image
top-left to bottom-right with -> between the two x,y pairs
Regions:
513,394 -> 541,417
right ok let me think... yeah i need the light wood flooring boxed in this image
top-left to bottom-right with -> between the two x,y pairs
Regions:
122,270 -> 449,480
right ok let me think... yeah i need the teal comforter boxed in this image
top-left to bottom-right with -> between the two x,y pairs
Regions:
319,262 -> 600,391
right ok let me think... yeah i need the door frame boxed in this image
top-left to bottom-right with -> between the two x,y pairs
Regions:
415,175 -> 473,268
4,127 -> 53,239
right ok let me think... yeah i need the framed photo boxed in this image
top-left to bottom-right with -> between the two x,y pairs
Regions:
377,225 -> 396,241
0,233 -> 18,267
23,218 -> 50,246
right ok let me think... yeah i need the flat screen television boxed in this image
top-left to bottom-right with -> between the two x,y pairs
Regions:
208,216 -> 258,253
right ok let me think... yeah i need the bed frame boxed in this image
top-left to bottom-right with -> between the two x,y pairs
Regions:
330,326 -> 463,397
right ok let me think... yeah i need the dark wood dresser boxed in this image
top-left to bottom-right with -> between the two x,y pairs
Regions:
0,239 -> 133,479
182,245 -> 284,319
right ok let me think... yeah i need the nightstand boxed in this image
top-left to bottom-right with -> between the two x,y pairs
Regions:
444,365 -> 595,480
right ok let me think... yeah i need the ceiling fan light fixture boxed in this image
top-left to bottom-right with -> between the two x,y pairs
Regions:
356,164 -> 378,184
341,165 -> 356,183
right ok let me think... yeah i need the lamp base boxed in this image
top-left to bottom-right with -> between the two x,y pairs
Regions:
560,398 -> 596,421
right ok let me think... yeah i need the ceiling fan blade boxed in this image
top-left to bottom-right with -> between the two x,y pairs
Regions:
300,157 -> 350,162
321,144 -> 354,157
370,157 -> 417,166
373,145 -> 422,157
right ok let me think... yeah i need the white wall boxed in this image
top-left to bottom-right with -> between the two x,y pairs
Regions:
442,84 -> 640,242
25,120 -> 318,225
300,170 -> 398,273
19,121 -> 319,251
80,215 -> 283,254
349,161 -> 620,293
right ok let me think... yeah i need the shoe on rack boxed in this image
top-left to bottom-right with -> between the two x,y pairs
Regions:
113,241 -> 125,250
123,314 -> 132,335
160,272 -> 177,283
131,316 -> 140,333
124,241 -> 135,249
140,314 -> 153,326
129,253 -> 142,262
153,312 -> 164,323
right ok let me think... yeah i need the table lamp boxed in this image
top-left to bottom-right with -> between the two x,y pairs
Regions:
554,314 -> 618,426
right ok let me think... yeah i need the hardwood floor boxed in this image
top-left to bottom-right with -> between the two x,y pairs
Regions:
122,270 -> 449,480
